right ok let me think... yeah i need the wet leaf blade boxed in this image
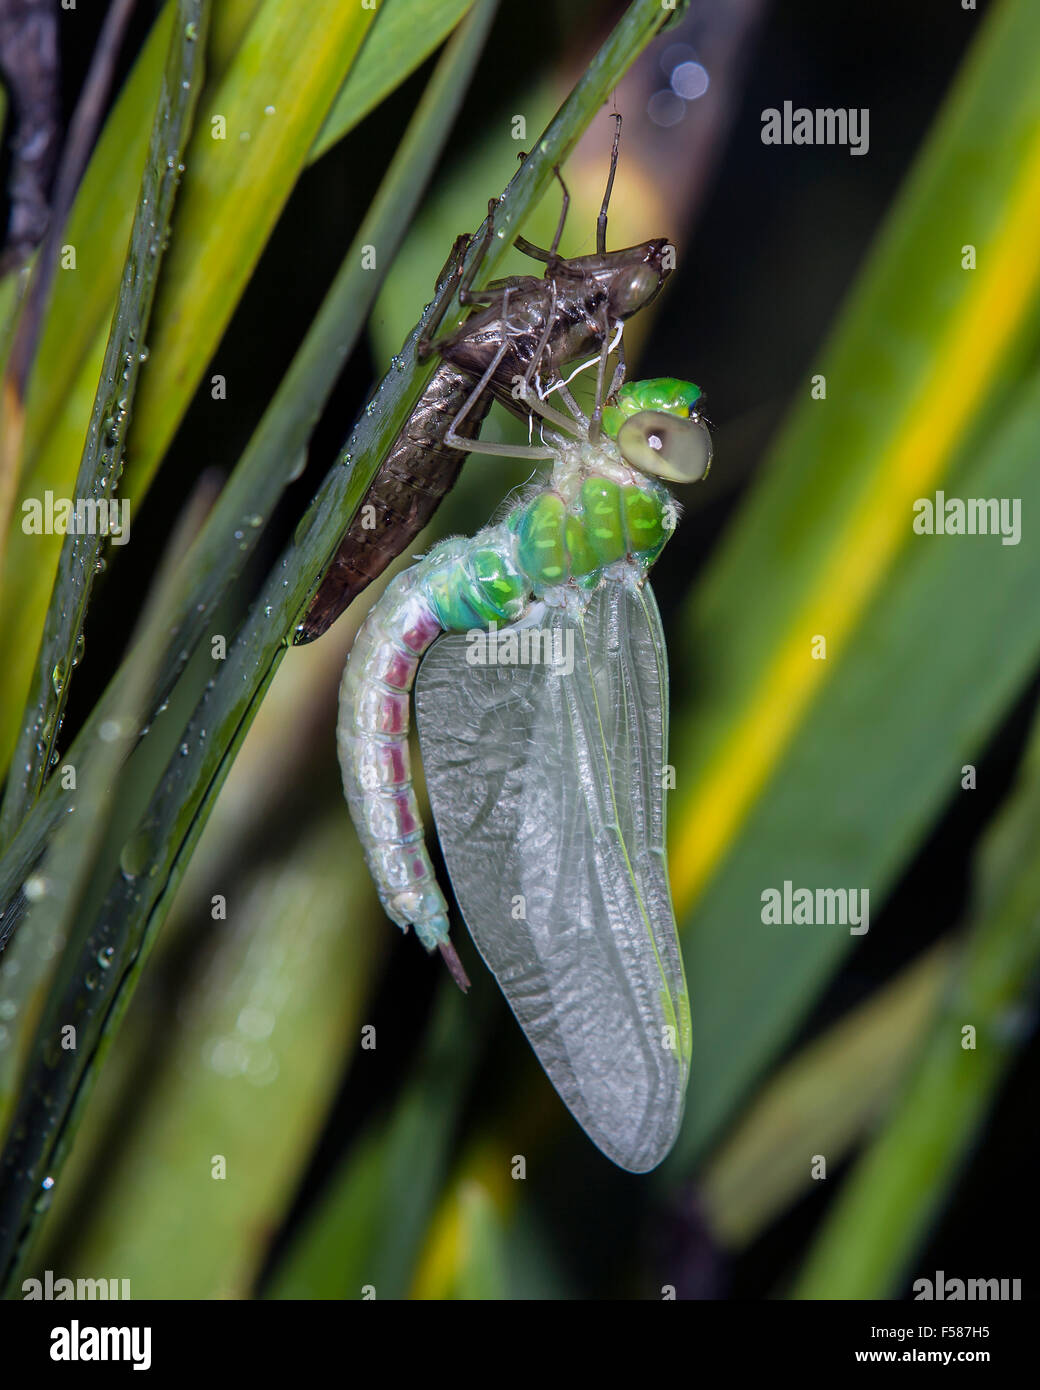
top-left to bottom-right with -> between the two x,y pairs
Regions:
0,0 -> 209,845
309,0 -> 475,163
0,0 -> 376,777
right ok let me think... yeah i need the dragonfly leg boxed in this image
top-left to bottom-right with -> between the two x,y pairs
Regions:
538,316 -> 623,431
549,166 -> 570,257
513,378 -> 583,438
456,199 -> 499,308
515,163 -> 570,265
449,433 -> 556,461
418,198 -> 497,358
417,237 -> 471,359
443,290 -> 556,460
597,113 -> 623,255
608,332 -> 627,402
447,369 -> 561,461
519,110 -> 620,261
443,308 -> 510,447
588,301 -> 615,443
545,378 -> 590,430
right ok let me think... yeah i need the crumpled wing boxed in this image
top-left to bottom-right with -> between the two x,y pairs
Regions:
415,581 -> 690,1172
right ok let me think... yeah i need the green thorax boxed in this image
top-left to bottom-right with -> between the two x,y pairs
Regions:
425,376 -> 705,631
509,447 -> 674,592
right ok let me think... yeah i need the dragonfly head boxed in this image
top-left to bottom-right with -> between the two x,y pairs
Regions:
602,378 -> 713,485
604,238 -> 673,320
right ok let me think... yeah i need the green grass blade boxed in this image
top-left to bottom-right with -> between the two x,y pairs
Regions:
266,987 -> 481,1299
207,0 -> 263,84
0,485 -> 216,1288
443,1182 -> 509,1300
791,694 -> 1040,1298
35,819 -> 380,1299
309,0 -> 474,163
700,942 -> 951,1250
121,0 -> 376,492
0,0 -> 208,846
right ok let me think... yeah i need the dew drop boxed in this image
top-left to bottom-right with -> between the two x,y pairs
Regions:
119,831 -> 152,879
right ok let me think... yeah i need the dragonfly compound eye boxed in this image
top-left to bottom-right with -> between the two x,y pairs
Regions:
616,410 -> 712,484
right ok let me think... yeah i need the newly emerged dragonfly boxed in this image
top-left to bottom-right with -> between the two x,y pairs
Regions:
337,371 -> 712,1172
296,118 -> 672,644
